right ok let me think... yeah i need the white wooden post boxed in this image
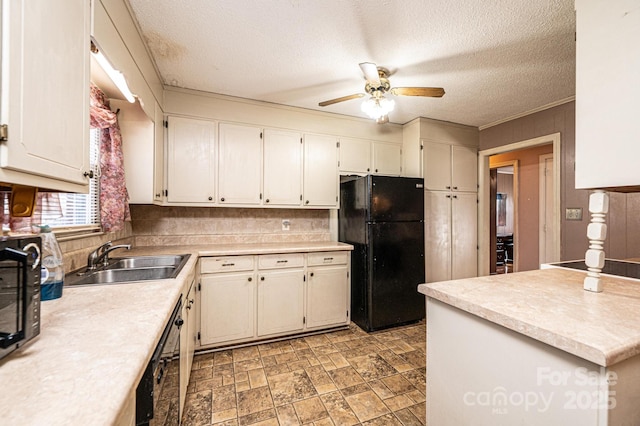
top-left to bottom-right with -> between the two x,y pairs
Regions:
584,190 -> 609,292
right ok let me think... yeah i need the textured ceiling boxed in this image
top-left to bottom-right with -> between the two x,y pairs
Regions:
126,0 -> 576,127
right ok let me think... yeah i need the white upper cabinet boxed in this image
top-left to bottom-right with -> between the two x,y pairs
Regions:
339,137 -> 372,174
303,134 -> 339,207
263,129 -> 302,206
451,145 -> 478,192
0,0 -> 90,192
218,123 -> 263,205
153,102 -> 165,204
339,138 -> 402,176
424,142 -> 477,192
372,141 -> 402,176
166,116 -> 216,203
575,0 -> 640,190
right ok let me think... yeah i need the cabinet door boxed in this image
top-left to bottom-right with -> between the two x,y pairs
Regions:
200,272 -> 255,345
423,142 -> 452,191
263,129 -> 302,206
153,103 -> 165,204
179,279 -> 196,417
451,145 -> 477,192
372,142 -> 402,176
257,269 -> 305,336
303,134 -> 338,207
451,192 -> 478,280
307,266 -> 349,329
218,123 -> 262,205
166,116 -> 216,203
0,0 -> 90,189
425,191 -> 452,282
339,137 -> 371,174
575,1 -> 640,189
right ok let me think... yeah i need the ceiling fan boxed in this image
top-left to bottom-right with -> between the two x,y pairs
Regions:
318,62 -> 445,124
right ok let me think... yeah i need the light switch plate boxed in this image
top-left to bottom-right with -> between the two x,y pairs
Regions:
565,208 -> 583,221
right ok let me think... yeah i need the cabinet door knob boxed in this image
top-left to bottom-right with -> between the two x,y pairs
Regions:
248,277 -> 252,282
83,171 -> 94,178
155,193 -> 161,198
220,197 -> 225,202
367,168 -> 370,171
266,199 -> 270,203
446,186 -> 451,189
305,200 -> 309,205
310,272 -> 314,277
453,186 -> 458,190
453,195 -> 458,199
260,276 -> 265,281
208,196 -> 213,201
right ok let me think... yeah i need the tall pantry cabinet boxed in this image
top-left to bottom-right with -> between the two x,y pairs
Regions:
403,118 -> 479,282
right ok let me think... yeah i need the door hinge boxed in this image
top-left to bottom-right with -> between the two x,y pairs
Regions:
300,138 -> 303,144
338,161 -> 340,167
260,132 -> 263,139
336,196 -> 338,202
337,141 -> 340,148
260,193 -> 263,200
347,310 -> 349,318
164,189 -> 168,197
197,332 -> 201,340
303,316 -> 306,324
198,282 -> 201,291
0,124 -> 8,142
163,120 -> 168,128
304,275 -> 306,282
300,194 -> 303,201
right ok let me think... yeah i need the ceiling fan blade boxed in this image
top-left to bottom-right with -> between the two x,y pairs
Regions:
390,87 -> 445,97
359,62 -> 381,87
318,93 -> 365,107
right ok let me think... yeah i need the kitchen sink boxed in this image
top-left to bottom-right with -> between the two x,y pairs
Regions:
66,254 -> 190,286
105,255 -> 186,270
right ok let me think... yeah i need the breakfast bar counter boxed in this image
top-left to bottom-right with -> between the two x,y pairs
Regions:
418,268 -> 640,425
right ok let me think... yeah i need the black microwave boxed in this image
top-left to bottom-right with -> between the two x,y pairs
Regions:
0,236 -> 41,361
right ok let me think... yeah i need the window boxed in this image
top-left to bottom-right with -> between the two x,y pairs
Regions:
40,129 -> 101,230
0,129 -> 100,235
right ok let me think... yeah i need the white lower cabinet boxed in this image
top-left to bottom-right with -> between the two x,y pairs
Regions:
179,277 -> 196,417
197,249 -> 351,349
307,264 -> 349,329
257,269 -> 305,336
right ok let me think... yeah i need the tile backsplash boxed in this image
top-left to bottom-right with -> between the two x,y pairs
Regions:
57,206 -> 331,272
130,205 -> 331,246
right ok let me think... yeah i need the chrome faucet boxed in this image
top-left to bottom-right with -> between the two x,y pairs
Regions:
86,242 -> 131,270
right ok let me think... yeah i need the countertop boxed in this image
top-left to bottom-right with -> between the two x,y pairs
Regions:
418,268 -> 640,367
0,241 -> 352,426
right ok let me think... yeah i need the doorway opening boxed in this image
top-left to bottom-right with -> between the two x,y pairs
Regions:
490,162 -> 517,274
478,133 -> 561,276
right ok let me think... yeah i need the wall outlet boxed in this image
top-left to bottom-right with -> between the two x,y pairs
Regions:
565,208 -> 583,221
282,219 -> 291,231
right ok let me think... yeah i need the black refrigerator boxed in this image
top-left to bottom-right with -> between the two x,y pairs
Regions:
339,175 -> 425,332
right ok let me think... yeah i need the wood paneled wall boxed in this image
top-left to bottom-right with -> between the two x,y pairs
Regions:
480,101 -> 640,261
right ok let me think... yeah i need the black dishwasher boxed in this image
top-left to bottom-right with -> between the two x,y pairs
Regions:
137,299 -> 183,426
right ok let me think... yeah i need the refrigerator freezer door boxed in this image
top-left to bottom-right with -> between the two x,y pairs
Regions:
367,221 -> 425,330
369,176 -> 424,222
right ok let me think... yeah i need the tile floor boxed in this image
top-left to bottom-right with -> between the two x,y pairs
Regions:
180,321 -> 426,425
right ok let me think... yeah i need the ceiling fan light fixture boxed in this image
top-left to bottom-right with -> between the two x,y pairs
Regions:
361,96 -> 395,120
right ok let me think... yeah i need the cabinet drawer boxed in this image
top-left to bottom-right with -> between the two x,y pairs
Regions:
200,256 -> 255,273
308,251 -> 349,266
258,253 -> 304,269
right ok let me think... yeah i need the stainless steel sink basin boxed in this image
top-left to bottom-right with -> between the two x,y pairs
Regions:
105,255 -> 186,270
66,254 -> 190,286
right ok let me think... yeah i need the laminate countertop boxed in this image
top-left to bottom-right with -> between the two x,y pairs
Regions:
418,268 -> 640,368
0,242 -> 352,426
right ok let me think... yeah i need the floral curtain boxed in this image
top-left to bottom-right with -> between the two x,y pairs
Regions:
90,83 -> 130,231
